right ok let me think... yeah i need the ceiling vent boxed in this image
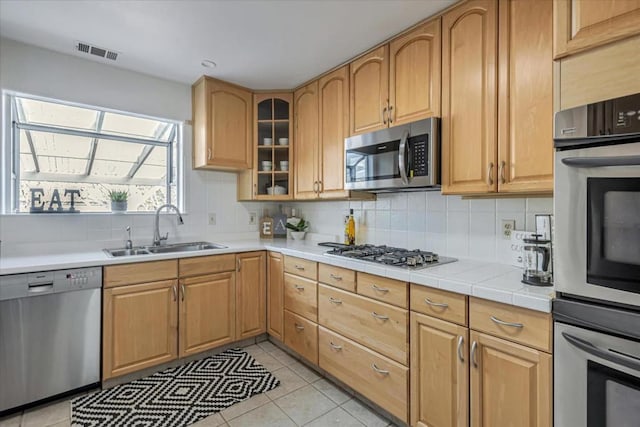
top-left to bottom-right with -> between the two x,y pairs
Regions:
75,41 -> 119,61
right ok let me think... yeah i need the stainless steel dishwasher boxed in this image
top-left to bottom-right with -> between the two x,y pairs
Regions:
0,267 -> 101,413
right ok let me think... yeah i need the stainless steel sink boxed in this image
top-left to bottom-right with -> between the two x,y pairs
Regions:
104,241 -> 227,257
147,242 -> 228,254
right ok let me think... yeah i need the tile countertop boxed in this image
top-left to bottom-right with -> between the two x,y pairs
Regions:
0,239 -> 555,313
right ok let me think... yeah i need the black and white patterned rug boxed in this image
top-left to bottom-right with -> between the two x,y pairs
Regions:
71,348 -> 280,427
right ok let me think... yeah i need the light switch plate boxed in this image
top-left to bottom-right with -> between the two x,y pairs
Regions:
208,213 -> 216,225
535,214 -> 552,240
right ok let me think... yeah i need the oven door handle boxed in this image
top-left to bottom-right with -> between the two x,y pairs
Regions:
398,129 -> 410,185
561,155 -> 640,168
562,332 -> 640,372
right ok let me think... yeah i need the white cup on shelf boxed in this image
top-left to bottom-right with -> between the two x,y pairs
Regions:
261,161 -> 273,171
278,138 -> 288,146
263,138 -> 273,146
280,161 -> 289,171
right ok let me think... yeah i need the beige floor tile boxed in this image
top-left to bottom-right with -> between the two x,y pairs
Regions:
191,412 -> 226,426
251,351 -> 283,372
265,367 -> 307,400
242,345 -> 264,357
0,412 -> 21,427
274,384 -> 337,425
312,379 -> 351,405
22,400 -> 70,427
220,393 -> 270,421
304,407 -> 365,427
289,361 -> 321,382
341,399 -> 389,427
47,419 -> 70,427
269,348 -> 298,366
227,402 -> 296,427
257,341 -> 278,353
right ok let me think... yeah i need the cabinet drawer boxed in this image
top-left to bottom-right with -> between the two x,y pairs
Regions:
410,284 -> 468,326
318,264 -> 356,292
284,310 -> 318,365
469,297 -> 552,352
318,284 -> 408,365
104,260 -> 177,288
284,273 -> 318,322
319,327 -> 408,422
179,254 -> 236,277
284,256 -> 317,280
358,273 -> 408,308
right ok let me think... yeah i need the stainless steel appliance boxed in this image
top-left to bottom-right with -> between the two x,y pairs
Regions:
344,118 -> 439,192
0,267 -> 101,414
322,243 -> 456,269
554,297 -> 640,427
554,93 -> 640,308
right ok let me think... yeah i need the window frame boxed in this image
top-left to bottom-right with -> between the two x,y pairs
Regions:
1,92 -> 183,214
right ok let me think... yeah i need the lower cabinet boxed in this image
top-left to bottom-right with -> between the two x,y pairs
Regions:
410,312 -> 468,427
470,331 -> 552,427
103,279 -> 178,380
284,310 -> 318,364
267,251 -> 284,340
236,251 -> 267,339
179,272 -> 236,357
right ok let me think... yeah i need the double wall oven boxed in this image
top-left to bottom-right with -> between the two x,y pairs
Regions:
553,93 -> 640,427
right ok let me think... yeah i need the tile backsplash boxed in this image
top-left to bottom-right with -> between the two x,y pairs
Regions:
287,192 -> 553,264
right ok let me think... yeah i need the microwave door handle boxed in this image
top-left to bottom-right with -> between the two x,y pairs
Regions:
398,129 -> 410,185
561,155 -> 640,168
562,332 -> 640,372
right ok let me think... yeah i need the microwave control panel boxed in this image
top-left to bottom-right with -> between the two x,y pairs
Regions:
411,139 -> 428,176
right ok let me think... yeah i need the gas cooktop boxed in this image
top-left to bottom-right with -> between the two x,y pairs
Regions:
320,243 -> 457,270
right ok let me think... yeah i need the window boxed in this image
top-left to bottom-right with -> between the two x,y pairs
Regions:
4,94 -> 181,213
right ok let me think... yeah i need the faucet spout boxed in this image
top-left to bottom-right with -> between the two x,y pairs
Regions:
153,204 -> 183,246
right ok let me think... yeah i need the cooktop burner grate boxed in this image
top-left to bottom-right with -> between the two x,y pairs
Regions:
323,244 -> 456,269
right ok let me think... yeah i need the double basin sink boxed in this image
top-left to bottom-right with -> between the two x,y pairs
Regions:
104,241 -> 228,257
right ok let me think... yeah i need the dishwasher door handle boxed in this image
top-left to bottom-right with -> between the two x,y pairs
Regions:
28,283 -> 54,293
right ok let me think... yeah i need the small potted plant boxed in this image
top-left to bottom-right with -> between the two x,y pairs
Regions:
286,218 -> 309,240
108,190 -> 128,213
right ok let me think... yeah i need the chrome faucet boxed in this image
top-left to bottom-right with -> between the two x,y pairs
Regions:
125,226 -> 133,250
153,204 -> 184,246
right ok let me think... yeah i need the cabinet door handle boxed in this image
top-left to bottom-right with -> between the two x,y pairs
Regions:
180,283 -> 185,301
371,363 -> 389,375
382,106 -> 388,125
371,284 -> 389,293
471,341 -> 478,368
294,323 -> 305,331
329,297 -> 343,305
487,162 -> 494,186
457,336 -> 465,363
237,258 -> 241,272
490,316 -> 524,329
424,297 -> 448,308
294,265 -> 305,271
330,273 -> 343,281
371,311 -> 389,321
318,180 -> 323,193
294,284 -> 305,291
172,284 -> 177,302
207,148 -> 212,160
499,160 -> 506,184
329,342 -> 343,350
388,105 -> 394,124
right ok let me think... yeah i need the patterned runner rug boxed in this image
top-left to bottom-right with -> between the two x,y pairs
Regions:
71,348 -> 280,427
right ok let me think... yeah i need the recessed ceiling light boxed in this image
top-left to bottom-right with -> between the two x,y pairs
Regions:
201,60 -> 217,68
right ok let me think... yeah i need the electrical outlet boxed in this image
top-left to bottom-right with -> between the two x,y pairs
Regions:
208,213 -> 216,226
502,219 -> 515,240
249,212 -> 257,225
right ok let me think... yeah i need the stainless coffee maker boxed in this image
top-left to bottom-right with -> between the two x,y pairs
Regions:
521,234 -> 553,286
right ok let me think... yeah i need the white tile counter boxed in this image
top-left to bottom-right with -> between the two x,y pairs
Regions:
0,239 -> 554,312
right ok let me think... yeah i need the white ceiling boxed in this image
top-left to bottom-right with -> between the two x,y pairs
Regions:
0,0 -> 455,89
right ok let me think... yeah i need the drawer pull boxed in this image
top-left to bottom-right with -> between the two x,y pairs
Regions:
294,323 -> 305,331
329,342 -> 343,350
294,285 -> 305,291
457,336 -> 464,363
294,265 -> 305,271
371,284 -> 389,293
371,363 -> 390,375
371,311 -> 389,321
330,273 -> 343,281
490,316 -> 524,329
329,297 -> 343,305
471,341 -> 478,368
424,298 -> 448,308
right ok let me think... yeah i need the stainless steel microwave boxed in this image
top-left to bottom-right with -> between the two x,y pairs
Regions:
344,118 -> 439,192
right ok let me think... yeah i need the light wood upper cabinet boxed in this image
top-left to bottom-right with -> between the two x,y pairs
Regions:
179,272 -> 236,357
470,331 -> 552,427
267,251 -> 284,340
498,0 -> 554,193
236,251 -> 266,339
350,45 -> 389,135
318,66 -> 350,198
294,81 -> 319,199
192,76 -> 252,170
103,280 -> 178,379
554,0 -> 640,58
411,312 -> 468,427
441,0 -> 498,194
389,18 -> 441,126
